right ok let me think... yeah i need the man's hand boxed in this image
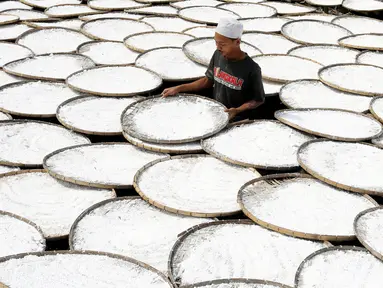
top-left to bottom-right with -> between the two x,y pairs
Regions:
225,108 -> 239,120
162,86 -> 180,97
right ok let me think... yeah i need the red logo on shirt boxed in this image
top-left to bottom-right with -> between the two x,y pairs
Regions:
214,67 -> 244,90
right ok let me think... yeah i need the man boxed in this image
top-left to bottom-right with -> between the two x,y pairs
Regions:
162,17 -> 265,121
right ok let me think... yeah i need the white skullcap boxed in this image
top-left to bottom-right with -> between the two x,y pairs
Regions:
215,18 -> 243,39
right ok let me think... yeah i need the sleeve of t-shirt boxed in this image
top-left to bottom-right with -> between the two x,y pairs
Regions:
248,65 -> 265,103
205,51 -> 215,81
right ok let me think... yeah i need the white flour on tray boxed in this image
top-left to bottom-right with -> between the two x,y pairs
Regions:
136,47 -> 206,80
66,66 -> 162,95
57,96 -> 142,134
3,54 -> 95,81
17,28 -> 90,54
0,171 -> 114,238
240,17 -> 290,33
136,156 -> 260,214
0,253 -> 172,288
240,177 -> 376,237
261,1 -> 315,14
332,15 -> 383,34
25,19 -> 84,31
298,140 -> 383,194
0,24 -> 32,41
282,20 -> 352,44
0,121 -> 90,166
0,70 -> 22,87
71,198 -> 213,273
339,34 -> 383,50
218,3 -> 276,18
319,64 -> 383,96
125,32 -> 193,52
279,80 -> 372,113
355,208 -> 383,257
172,0 -> 222,9
202,121 -> 315,169
288,45 -> 359,66
171,222 -> 329,286
80,12 -> 143,21
45,4 -> 98,17
242,33 -> 298,54
0,165 -> 19,175
0,213 -> 45,258
357,51 -> 383,69
78,41 -> 139,65
18,0 -> 81,9
296,248 -> 383,288
183,26 -> 215,38
141,16 -> 202,32
1,9 -> 49,21
0,81 -> 80,117
0,42 -> 33,68
178,7 -> 239,24
44,143 -> 167,187
88,0 -> 149,9
276,109 -> 382,140
82,18 -> 153,41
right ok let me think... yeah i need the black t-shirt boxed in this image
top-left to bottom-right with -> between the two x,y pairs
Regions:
205,50 -> 265,119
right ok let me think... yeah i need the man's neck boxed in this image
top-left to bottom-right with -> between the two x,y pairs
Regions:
225,49 -> 246,61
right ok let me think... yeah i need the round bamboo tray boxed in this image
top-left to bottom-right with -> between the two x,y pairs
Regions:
66,65 -> 162,97
0,210 -> 46,256
0,14 -> 19,25
370,97 -> 383,123
44,4 -> 100,18
278,79 -> 371,113
178,6 -> 240,25
19,0 -> 81,9
3,52 -> 96,81
122,131 -> 203,154
0,80 -> 80,118
133,154 -> 261,217
125,5 -> 178,17
0,250 -> 173,287
281,19 -> 352,45
258,1 -> 316,16
87,0 -> 151,11
43,142 -> 168,189
338,33 -> 383,51
80,17 -> 154,41
121,94 -> 229,144
168,219 -> 330,287
182,278 -> 292,288
0,111 -> 12,121
69,196 -> 213,274
294,246 -> 383,288
202,119 -> 315,170
354,207 -> 383,261
297,139 -> 383,196
56,95 -> 143,136
124,31 -> 195,53
318,63 -> 383,97
0,119 -> 90,167
275,108 -> 383,142
0,169 -> 116,240
238,173 -> 378,241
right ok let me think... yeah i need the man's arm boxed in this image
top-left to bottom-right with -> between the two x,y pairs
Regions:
162,51 -> 216,97
162,77 -> 213,97
226,65 -> 265,120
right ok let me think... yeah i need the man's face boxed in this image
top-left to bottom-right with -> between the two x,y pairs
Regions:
214,32 -> 240,58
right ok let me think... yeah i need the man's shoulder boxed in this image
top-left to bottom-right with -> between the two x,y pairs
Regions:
244,55 -> 262,71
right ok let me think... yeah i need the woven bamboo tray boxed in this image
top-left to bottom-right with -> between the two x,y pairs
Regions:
294,246 -> 383,288
278,79 -> 371,113
338,33 -> 383,51
0,169 -> 116,240
87,0 -> 151,11
370,97 -> 383,123
168,219 -> 330,287
0,14 -> 19,25
0,250 -> 173,287
133,154 -> 261,217
0,119 -> 90,167
122,131 -> 203,154
297,139 -> 383,195
182,278 -> 292,288
43,142 -> 168,189
44,4 -> 100,18
66,65 -> 162,97
354,207 -> 383,261
258,1 -> 316,16
318,63 -> 383,97
178,6 -> 240,25
0,210 -> 46,256
121,95 -> 229,144
201,119 -> 315,170
3,52 -> 96,81
69,196 -> 213,274
238,173 -> 378,241
19,0 -> 81,9
275,108 -> 383,142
